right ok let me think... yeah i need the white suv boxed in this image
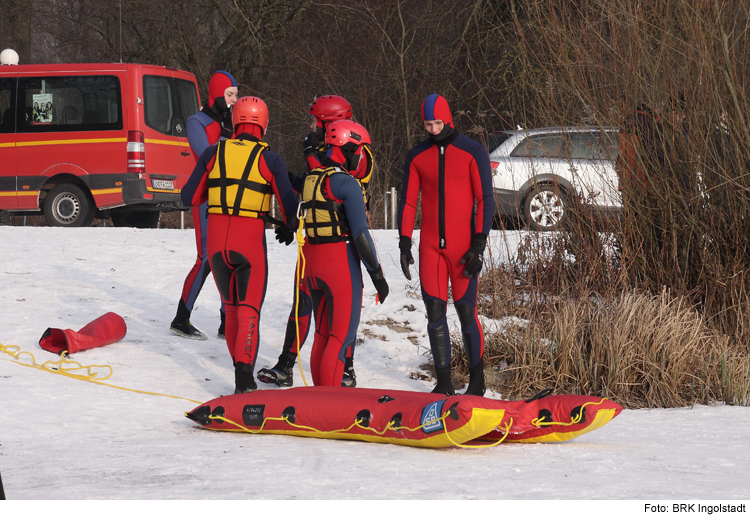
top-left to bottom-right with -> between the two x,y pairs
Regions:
489,127 -> 620,230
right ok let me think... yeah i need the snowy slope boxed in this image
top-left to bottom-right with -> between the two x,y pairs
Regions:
1,226 -> 749,512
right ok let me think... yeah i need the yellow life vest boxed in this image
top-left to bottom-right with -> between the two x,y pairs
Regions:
302,166 -> 362,244
207,138 -> 272,217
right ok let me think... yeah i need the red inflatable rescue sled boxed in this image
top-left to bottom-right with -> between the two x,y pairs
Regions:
186,386 -> 622,449
39,312 -> 127,355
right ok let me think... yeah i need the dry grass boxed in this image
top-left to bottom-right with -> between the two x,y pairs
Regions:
449,289 -> 750,408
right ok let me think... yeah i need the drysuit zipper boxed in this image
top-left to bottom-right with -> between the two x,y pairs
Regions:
438,145 -> 446,249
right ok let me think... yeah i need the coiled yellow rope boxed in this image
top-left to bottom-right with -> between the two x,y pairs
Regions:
3,343 -> 509,449
1,342 -> 202,404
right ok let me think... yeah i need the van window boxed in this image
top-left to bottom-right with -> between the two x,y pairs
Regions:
143,75 -> 198,137
0,78 -> 14,133
16,75 -> 122,133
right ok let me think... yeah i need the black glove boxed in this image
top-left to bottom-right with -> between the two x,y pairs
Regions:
302,130 -> 322,156
460,233 -> 487,278
275,224 -> 295,246
399,235 -> 414,280
369,266 -> 389,304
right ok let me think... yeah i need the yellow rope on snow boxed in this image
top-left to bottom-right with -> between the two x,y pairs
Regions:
1,342 -> 202,404
3,343 -> 508,449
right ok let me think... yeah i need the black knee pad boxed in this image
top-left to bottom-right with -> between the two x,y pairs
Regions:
424,298 -> 447,324
210,253 -> 232,301
454,301 -> 476,328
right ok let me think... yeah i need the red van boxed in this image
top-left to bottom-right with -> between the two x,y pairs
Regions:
0,63 -> 200,227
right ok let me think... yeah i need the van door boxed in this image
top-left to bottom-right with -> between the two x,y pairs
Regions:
0,75 -> 18,210
142,72 -> 199,194
142,73 -> 182,193
173,74 -> 200,179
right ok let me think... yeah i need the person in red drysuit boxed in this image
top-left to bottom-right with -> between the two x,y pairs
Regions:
398,94 -> 494,396
298,119 -> 388,386
181,96 -> 298,393
257,95 -> 374,388
170,71 -> 238,340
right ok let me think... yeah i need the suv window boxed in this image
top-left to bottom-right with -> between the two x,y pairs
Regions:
570,132 -> 618,160
511,131 -> 618,161
511,134 -> 567,158
487,132 -> 512,152
143,75 -> 198,137
17,75 -> 122,133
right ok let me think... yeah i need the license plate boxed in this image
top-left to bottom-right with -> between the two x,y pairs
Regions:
151,179 -> 174,190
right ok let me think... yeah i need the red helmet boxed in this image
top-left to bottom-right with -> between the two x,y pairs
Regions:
325,120 -> 371,148
325,120 -> 371,171
309,95 -> 353,128
233,96 -> 269,135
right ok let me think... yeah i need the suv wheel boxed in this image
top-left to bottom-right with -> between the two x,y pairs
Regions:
43,183 -> 95,227
524,183 -> 566,231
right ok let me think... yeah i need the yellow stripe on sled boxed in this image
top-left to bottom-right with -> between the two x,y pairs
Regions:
507,408 -> 618,444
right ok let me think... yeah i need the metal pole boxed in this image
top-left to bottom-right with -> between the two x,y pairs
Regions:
390,187 -> 397,231
180,210 -> 185,229
384,191 -> 388,229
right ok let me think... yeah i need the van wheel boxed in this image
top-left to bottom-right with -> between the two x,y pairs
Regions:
43,184 -> 95,227
523,183 -> 566,231
111,210 -> 160,229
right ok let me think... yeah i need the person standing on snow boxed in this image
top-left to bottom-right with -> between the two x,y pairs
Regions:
257,95 -> 374,388
181,96 -> 298,393
170,71 -> 239,341
295,119 -> 388,386
398,94 -> 494,396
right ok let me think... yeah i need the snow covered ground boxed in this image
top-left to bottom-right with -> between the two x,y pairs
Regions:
1,226 -> 748,520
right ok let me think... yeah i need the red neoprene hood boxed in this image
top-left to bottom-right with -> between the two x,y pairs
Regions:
421,94 -> 453,127
208,71 -> 238,108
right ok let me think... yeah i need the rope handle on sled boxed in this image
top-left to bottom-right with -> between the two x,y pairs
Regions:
530,398 -> 609,427
201,409 -> 512,449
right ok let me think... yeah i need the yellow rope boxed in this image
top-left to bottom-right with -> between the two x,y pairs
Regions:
294,211 -> 309,387
529,398 -> 608,428
4,342 -> 509,449
442,417 -> 512,449
201,408 -> 509,449
1,342 -> 202,404
202,409 -> 451,436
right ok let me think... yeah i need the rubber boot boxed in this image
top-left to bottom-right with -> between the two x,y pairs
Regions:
431,366 -> 455,396
464,359 -> 486,396
342,354 -> 357,387
234,362 -> 258,394
217,310 -> 226,340
257,351 -> 296,387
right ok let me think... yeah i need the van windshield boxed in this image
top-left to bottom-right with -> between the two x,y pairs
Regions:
143,76 -> 199,137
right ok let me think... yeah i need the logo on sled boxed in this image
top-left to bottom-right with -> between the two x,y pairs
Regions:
421,401 -> 445,434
